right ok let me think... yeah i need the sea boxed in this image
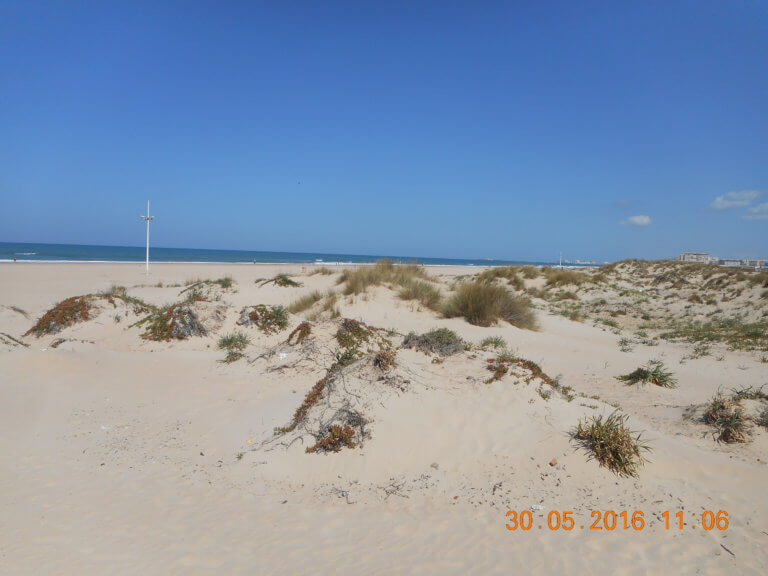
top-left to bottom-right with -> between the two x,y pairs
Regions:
0,242 -> 600,268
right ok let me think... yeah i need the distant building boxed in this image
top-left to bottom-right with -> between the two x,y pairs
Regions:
720,259 -> 742,268
679,252 -> 716,263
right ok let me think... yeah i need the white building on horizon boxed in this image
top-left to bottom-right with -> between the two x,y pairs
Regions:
679,252 -> 717,263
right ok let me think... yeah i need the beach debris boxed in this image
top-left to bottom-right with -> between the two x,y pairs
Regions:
264,319 -> 404,454
0,332 -> 29,348
549,458 -> 558,467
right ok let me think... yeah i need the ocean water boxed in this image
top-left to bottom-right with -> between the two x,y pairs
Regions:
0,241 -> 597,268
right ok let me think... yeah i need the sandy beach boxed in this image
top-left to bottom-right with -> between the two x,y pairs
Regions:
1,261 -> 767,575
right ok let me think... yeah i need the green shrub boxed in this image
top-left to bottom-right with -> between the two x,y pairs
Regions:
402,328 -> 464,356
240,305 -> 289,334
443,281 -> 536,329
335,318 -> 372,349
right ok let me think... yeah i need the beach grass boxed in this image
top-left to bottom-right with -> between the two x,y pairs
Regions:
573,411 -> 649,477
443,281 -> 536,329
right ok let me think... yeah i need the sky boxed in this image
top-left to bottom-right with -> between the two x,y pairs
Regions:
1,0 -> 766,262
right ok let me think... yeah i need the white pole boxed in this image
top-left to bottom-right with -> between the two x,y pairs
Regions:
141,201 -> 154,276
145,201 -> 150,275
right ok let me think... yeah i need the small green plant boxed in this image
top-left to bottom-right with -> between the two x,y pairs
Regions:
572,411 -> 649,477
402,328 -> 464,356
333,347 -> 361,369
618,337 -> 634,352
757,406 -> 768,429
479,336 -> 506,350
443,281 -> 537,329
689,343 -> 711,358
216,331 -> 249,362
617,360 -> 677,388
240,305 -> 289,334
729,385 -> 768,401
703,394 -> 749,443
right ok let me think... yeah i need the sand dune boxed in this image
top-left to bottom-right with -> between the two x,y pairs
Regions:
1,262 -> 767,574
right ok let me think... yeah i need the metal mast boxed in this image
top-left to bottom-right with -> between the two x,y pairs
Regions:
140,201 -> 154,275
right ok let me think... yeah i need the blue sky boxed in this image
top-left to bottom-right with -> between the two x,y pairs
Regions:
1,0 -> 766,261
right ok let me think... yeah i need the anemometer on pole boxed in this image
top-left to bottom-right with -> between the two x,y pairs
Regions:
140,201 -> 154,275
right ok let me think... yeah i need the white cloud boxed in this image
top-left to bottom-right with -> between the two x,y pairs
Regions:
621,215 -> 652,226
709,190 -> 761,210
743,202 -> 768,221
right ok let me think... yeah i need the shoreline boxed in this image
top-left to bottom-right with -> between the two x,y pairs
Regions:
0,260 -> 598,269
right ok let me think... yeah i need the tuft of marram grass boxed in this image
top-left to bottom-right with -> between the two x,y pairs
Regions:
309,267 -> 335,276
338,259 -> 430,296
543,268 -> 590,287
287,291 -> 324,314
476,267 -> 525,290
443,281 -> 536,329
703,393 -> 750,443
573,411 -> 650,478
218,331 -> 251,351
397,279 -> 442,311
217,331 -> 250,363
617,360 -> 676,388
